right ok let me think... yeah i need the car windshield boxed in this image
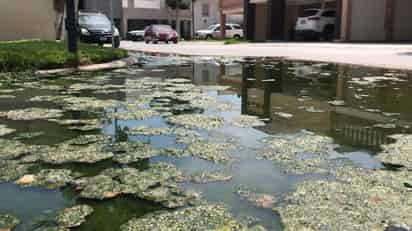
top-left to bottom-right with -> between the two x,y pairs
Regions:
79,15 -> 111,26
208,25 -> 218,30
301,9 -> 319,17
154,25 -> 173,31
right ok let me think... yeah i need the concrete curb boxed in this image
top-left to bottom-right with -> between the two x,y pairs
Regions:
36,55 -> 138,75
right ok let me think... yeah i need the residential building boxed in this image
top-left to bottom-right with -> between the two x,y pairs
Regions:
220,0 -> 412,42
0,0 -> 65,41
80,0 -> 192,39
193,0 -> 221,31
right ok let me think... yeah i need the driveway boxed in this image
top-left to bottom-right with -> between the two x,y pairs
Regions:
121,41 -> 412,71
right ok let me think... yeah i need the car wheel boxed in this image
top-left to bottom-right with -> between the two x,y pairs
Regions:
114,37 -> 120,48
173,40 -> 178,44
206,34 -> 213,40
323,25 -> 335,41
145,39 -> 150,44
233,35 -> 241,40
153,40 -> 158,44
165,40 -> 169,44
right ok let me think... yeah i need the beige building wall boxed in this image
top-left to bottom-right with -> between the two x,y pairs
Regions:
393,0 -> 412,41
0,0 -> 59,41
349,0 -> 385,41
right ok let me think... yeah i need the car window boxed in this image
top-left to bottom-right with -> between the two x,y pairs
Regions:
232,25 -> 242,30
154,25 -> 173,31
208,25 -> 217,30
322,11 -> 336,17
79,15 -> 111,26
225,25 -> 232,30
300,9 -> 319,17
214,26 -> 220,31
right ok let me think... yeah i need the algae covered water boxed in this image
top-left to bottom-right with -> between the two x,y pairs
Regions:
1,54 -> 412,231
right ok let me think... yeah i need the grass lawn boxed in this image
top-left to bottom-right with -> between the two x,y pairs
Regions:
0,40 -> 128,72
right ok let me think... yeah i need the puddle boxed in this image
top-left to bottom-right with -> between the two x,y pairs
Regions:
1,53 -> 412,230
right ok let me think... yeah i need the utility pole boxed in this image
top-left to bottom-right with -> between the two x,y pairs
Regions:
110,0 -> 116,47
191,0 -> 195,40
66,0 -> 78,54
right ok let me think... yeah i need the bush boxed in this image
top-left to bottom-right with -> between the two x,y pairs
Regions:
0,40 -> 128,72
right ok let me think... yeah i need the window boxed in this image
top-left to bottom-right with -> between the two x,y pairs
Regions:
322,10 -> 336,17
122,0 -> 128,8
225,25 -> 231,30
232,25 -> 242,30
201,3 -> 209,17
300,9 -> 319,17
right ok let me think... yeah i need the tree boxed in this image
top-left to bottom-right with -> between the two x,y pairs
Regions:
165,0 -> 189,38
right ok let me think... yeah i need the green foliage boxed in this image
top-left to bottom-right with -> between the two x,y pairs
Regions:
0,40 -> 128,72
165,0 -> 189,10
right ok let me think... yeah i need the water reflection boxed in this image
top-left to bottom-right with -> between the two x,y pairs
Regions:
1,54 -> 412,231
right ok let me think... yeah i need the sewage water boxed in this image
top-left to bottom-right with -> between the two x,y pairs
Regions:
1,53 -> 412,230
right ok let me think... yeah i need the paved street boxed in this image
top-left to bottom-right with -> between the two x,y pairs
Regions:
121,41 -> 412,70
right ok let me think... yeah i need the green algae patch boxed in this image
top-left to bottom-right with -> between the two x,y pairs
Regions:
112,141 -> 161,164
73,163 -> 190,205
0,124 -> 15,136
0,213 -> 20,230
0,160 -> 32,183
120,204 -> 247,231
16,169 -> 75,189
260,132 -> 335,174
56,205 -> 94,228
187,141 -> 236,162
0,108 -> 64,120
377,134 -> 412,170
230,115 -> 266,128
167,114 -> 225,130
108,109 -> 159,120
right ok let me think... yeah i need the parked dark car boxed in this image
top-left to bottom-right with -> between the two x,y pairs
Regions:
144,25 -> 179,44
79,11 -> 120,48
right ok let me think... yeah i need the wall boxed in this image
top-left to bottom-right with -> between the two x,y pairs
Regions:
254,3 -> 267,41
0,0 -> 59,41
82,0 -> 122,19
393,0 -> 412,41
350,0 -> 385,41
193,0 -> 220,31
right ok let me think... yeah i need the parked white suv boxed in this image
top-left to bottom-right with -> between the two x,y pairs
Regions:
295,8 -> 336,41
195,24 -> 244,39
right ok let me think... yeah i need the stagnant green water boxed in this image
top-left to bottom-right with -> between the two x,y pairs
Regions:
1,54 -> 412,231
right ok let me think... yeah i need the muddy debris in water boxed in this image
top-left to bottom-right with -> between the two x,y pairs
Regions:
112,141 -> 161,164
230,115 -> 265,127
74,174 -> 123,200
190,169 -> 233,184
16,169 -> 75,189
277,177 -> 412,231
56,205 -> 94,228
0,124 -> 15,136
235,185 -> 277,209
0,108 -> 64,120
377,134 -> 412,170
120,204 -> 254,231
0,139 -> 42,160
0,95 -> 16,99
64,134 -> 111,146
0,213 -> 20,230
187,141 -> 236,162
167,114 -> 225,130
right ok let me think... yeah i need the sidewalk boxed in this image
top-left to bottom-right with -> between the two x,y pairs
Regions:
121,41 -> 412,71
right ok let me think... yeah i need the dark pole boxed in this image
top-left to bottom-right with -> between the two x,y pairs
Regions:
66,0 -> 78,54
191,0 -> 195,40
